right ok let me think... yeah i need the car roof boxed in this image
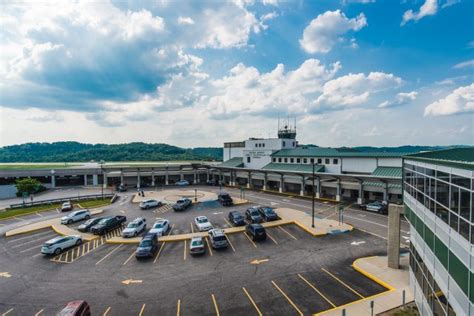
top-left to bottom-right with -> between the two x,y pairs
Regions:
131,217 -> 145,223
47,236 -> 66,243
249,223 -> 263,229
196,216 -> 207,220
230,211 -> 241,215
209,229 -> 225,236
142,233 -> 157,239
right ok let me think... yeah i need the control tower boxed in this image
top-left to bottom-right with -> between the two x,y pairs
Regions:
277,118 -> 297,139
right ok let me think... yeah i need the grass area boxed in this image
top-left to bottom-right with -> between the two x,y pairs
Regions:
77,198 -> 111,209
0,163 -> 81,170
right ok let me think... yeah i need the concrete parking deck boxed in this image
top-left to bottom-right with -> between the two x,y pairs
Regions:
317,255 -> 413,316
4,209 -> 104,241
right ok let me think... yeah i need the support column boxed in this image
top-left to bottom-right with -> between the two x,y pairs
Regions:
383,182 -> 388,203
263,174 -> 268,191
315,177 -> 321,199
335,179 -> 341,202
103,172 -> 108,188
120,171 -> 124,186
247,172 -> 252,189
136,171 -> 141,189
206,169 -> 210,182
92,174 -> 98,186
229,171 -> 234,186
194,170 -> 197,184
219,170 -> 223,185
357,181 -> 364,205
300,176 -> 305,196
388,204 -> 404,269
151,169 -> 155,186
279,175 -> 284,193
165,168 -> 169,185
51,175 -> 56,188
83,175 -> 88,186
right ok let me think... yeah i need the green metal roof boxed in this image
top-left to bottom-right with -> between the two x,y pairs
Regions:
261,163 -> 325,173
363,181 -> 402,189
371,167 -> 402,178
218,157 -> 243,168
272,148 -> 408,158
404,147 -> 474,171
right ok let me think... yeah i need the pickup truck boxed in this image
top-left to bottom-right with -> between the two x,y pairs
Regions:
90,215 -> 127,235
172,198 -> 192,211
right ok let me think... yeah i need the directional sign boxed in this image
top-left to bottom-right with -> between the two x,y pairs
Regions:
0,272 -> 11,278
350,241 -> 366,246
122,279 -> 143,285
270,202 -> 279,206
250,259 -> 269,265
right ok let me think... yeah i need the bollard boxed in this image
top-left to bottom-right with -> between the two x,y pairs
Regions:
370,300 -> 374,316
402,289 -> 406,305
341,309 -> 346,316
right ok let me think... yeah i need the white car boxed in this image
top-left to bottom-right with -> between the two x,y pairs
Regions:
149,219 -> 170,236
194,216 -> 213,232
41,235 -> 82,255
189,236 -> 205,255
175,180 -> 189,186
61,210 -> 91,225
122,217 -> 147,238
139,199 -> 162,210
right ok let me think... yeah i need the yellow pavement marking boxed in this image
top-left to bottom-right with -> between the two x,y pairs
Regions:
0,272 -> 11,278
87,241 -> 91,252
183,240 -> 187,261
243,232 -> 257,248
266,231 -> 278,244
123,250 -> 136,265
321,268 -> 365,299
225,235 -> 236,252
278,226 -> 297,240
168,224 -> 175,235
65,251 -> 69,262
34,309 -> 44,316
76,246 -> 80,258
211,294 -> 220,316
205,237 -> 213,256
138,303 -> 146,316
176,299 -> 181,316
271,280 -> 303,316
190,222 -> 194,233
297,274 -> 336,308
96,244 -> 123,265
36,212 -> 43,217
2,308 -> 14,316
250,259 -> 269,265
102,306 -> 111,316
153,242 -> 166,264
242,287 -> 262,316
122,279 -> 142,285
223,218 -> 233,227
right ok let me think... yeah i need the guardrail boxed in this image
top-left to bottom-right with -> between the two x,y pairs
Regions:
8,193 -> 115,209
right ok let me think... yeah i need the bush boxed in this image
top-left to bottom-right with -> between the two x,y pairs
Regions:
15,178 -> 46,197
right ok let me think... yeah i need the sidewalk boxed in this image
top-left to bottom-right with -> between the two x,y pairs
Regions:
317,255 -> 413,316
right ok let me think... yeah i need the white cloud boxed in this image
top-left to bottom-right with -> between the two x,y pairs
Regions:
401,0 -> 438,26
177,16 -> 195,25
378,91 -> 418,108
299,10 -> 367,54
441,0 -> 460,8
424,84 -> 474,116
453,60 -> 474,69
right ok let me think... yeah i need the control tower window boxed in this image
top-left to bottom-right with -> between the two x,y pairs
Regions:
283,141 -> 286,147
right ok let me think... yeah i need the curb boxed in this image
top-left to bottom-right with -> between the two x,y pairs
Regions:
351,256 -> 396,291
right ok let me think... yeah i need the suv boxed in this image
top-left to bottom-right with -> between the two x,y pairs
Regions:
61,210 -> 91,225
61,201 -> 73,212
90,215 -> 127,235
41,235 -> 82,255
258,207 -> 278,221
139,199 -> 162,210
116,184 -> 127,192
122,217 -> 147,238
135,233 -> 159,259
57,300 -> 91,316
172,198 -> 192,211
149,219 -> 170,236
366,201 -> 388,214
217,192 -> 233,206
228,211 -> 245,226
245,207 -> 263,223
246,224 -> 266,241
194,216 -> 213,231
208,229 -> 228,249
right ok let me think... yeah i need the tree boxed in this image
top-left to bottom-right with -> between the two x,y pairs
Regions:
15,178 -> 42,196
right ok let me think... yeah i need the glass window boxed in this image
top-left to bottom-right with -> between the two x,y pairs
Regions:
317,158 -> 322,164
278,158 -> 282,163
449,211 -> 459,233
272,158 -> 276,163
437,170 -> 450,182
247,157 -> 251,163
262,143 -> 265,148
310,158 -> 314,164
333,159 -> 338,164
296,158 -> 301,163
451,174 -> 471,190
284,158 -> 287,163
283,141 -> 285,146
425,168 -> 435,177
255,143 -> 257,147
436,205 -> 449,226
303,158 -> 307,164
290,158 -> 294,163
436,180 -> 449,209
325,158 -> 330,164
450,185 -> 460,214
459,189 -> 471,222
459,219 -> 470,242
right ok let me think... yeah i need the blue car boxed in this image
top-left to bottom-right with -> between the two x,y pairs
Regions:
135,233 -> 159,259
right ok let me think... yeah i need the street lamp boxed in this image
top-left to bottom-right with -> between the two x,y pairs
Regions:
312,163 -> 315,228
99,160 -> 105,200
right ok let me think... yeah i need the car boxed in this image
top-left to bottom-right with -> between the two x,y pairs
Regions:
245,207 -> 263,223
189,236 -> 206,255
258,207 -> 278,221
90,215 -> 127,235
228,211 -> 245,226
139,199 -> 162,210
172,198 -> 192,211
175,180 -> 190,186
194,216 -> 213,231
208,229 -> 228,249
122,217 -> 147,238
61,210 -> 91,225
246,224 -> 266,241
149,218 -> 170,236
116,184 -> 127,192
217,192 -> 233,206
61,201 -> 73,212
206,179 -> 218,186
77,217 -> 103,232
135,233 -> 159,259
366,201 -> 388,214
41,235 -> 82,255
56,300 -> 91,316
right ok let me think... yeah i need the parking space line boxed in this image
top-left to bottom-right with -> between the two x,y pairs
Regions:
176,299 -> 181,316
225,235 -> 236,252
34,309 -> 44,316
153,242 -> 166,264
190,222 -> 194,233
19,244 -> 42,253
95,244 -> 123,265
321,268 -> 365,299
183,240 -> 187,261
223,218 -> 232,228
205,237 -> 213,256
243,232 -> 257,248
271,280 -> 303,316
123,250 -> 136,265
242,287 -> 263,316
102,306 -> 111,316
65,251 -> 69,262
266,231 -> 278,245
278,226 -> 298,240
138,303 -> 146,316
14,216 -> 26,221
297,274 -> 336,308
11,236 -> 53,248
36,212 -> 44,217
1,308 -> 14,316
7,231 -> 53,243
211,294 -> 220,316
168,224 -> 175,235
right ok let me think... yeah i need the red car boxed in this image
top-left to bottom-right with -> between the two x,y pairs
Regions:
57,301 -> 91,316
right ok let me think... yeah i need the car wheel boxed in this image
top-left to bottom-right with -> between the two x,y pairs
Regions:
76,239 -> 82,246
54,248 -> 62,255
85,215 -> 90,220
67,219 -> 72,225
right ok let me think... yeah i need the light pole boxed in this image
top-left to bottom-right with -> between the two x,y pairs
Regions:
100,160 -> 105,200
312,163 -> 315,228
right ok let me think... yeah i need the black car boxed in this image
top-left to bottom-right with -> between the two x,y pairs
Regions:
116,184 -> 127,192
206,179 -> 218,186
258,207 -> 278,221
218,192 -> 233,206
245,207 -> 263,223
135,233 -> 159,259
228,211 -> 245,226
77,217 -> 103,232
90,215 -> 127,235
246,224 -> 266,241
172,198 -> 192,211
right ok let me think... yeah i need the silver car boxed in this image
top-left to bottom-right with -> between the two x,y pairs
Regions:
61,210 -> 91,225
122,217 -> 147,238
189,236 -> 205,255
41,235 -> 82,255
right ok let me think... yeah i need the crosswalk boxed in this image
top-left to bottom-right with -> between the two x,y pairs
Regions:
153,204 -> 173,215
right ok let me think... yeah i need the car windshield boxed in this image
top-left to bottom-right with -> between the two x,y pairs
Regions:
84,219 -> 96,225
154,223 -> 164,228
98,218 -> 110,225
213,235 -> 226,241
197,218 -> 208,223
250,210 -> 259,216
177,200 -> 185,203
234,214 -> 243,219
127,223 -> 138,228
265,209 -> 275,214
139,240 -> 153,247
191,240 -> 203,246
255,228 -> 265,233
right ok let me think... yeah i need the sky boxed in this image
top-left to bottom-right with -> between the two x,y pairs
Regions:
0,0 -> 473,148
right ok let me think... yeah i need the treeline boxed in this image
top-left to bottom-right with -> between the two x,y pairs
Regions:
0,142 -> 223,162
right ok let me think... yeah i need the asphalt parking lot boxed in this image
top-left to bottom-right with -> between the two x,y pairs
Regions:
0,187 -> 390,315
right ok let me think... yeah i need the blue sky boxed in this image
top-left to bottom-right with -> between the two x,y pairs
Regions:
0,0 -> 473,147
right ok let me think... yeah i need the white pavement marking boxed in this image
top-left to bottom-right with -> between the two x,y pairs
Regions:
344,214 -> 410,234
7,231 -> 54,243
350,241 -> 366,246
19,244 -> 43,253
11,235 -> 56,248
